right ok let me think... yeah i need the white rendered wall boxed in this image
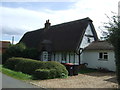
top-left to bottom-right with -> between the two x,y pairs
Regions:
50,24 -> 96,65
79,24 -> 95,64
82,50 -> 116,71
51,52 -> 79,64
80,24 -> 95,49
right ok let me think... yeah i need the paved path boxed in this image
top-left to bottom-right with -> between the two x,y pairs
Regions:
1,72 -> 44,89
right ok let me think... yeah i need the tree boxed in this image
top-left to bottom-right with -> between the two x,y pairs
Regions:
2,43 -> 40,64
104,15 -> 120,86
22,48 -> 39,60
2,43 -> 26,64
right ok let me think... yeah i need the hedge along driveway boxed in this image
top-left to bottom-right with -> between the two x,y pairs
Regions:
4,57 -> 68,79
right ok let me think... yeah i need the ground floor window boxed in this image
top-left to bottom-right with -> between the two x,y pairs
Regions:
41,51 -> 48,61
53,53 -> 55,61
61,52 -> 67,63
99,52 -> 108,60
56,53 -> 59,62
69,52 -> 75,63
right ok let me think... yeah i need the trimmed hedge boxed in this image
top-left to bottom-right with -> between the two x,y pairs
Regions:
4,57 -> 45,74
33,69 -> 57,79
4,57 -> 68,79
15,59 -> 44,74
43,61 -> 68,78
4,57 -> 23,70
34,69 -> 51,79
49,69 -> 57,79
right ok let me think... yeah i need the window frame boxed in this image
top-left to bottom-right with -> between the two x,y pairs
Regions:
87,38 -> 91,43
98,52 -> 108,61
69,52 -> 75,63
42,51 -> 48,61
61,52 -> 67,63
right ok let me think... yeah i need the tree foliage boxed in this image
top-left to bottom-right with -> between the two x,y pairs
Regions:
22,48 -> 39,60
2,43 -> 26,64
2,43 -> 39,64
105,15 -> 120,85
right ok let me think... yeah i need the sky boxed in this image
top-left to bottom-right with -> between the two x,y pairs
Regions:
0,0 -> 119,44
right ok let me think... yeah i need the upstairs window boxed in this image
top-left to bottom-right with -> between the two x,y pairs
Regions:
99,52 -> 108,60
87,38 -> 91,43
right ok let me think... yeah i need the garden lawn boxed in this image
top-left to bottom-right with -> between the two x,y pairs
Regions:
0,65 -> 32,80
78,68 -> 97,74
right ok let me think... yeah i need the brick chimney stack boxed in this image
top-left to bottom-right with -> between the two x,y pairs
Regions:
44,19 -> 51,29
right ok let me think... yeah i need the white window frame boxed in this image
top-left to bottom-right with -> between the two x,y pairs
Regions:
98,52 -> 108,61
42,51 -> 48,61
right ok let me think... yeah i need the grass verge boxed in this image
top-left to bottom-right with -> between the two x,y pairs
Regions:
78,68 -> 97,74
0,65 -> 32,80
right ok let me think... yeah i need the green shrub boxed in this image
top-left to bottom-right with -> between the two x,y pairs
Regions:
4,57 -> 68,79
2,53 -> 9,64
34,69 -> 50,79
43,61 -> 68,78
2,43 -> 39,64
49,69 -> 56,79
22,48 -> 39,60
3,57 -> 23,70
2,43 -> 26,64
14,58 -> 44,74
33,69 -> 57,79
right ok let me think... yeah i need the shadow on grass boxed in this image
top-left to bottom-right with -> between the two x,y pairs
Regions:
78,68 -> 97,74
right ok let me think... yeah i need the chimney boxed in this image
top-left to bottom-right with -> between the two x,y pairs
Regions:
44,19 -> 51,29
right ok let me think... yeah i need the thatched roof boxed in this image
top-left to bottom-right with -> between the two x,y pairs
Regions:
84,41 -> 114,50
19,17 -> 98,52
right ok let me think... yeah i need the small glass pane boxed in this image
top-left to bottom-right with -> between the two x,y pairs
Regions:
99,53 -> 103,59
104,55 -> 108,59
88,38 -> 91,43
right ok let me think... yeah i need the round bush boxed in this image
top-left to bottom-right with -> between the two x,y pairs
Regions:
33,69 -> 57,79
43,61 -> 68,78
34,69 -> 50,79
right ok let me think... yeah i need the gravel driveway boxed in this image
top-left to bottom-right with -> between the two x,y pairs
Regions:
30,72 -> 118,88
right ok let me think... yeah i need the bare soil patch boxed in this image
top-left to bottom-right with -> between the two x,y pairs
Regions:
30,72 -> 118,88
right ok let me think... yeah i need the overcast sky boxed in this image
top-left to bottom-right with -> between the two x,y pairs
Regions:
0,0 -> 119,44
